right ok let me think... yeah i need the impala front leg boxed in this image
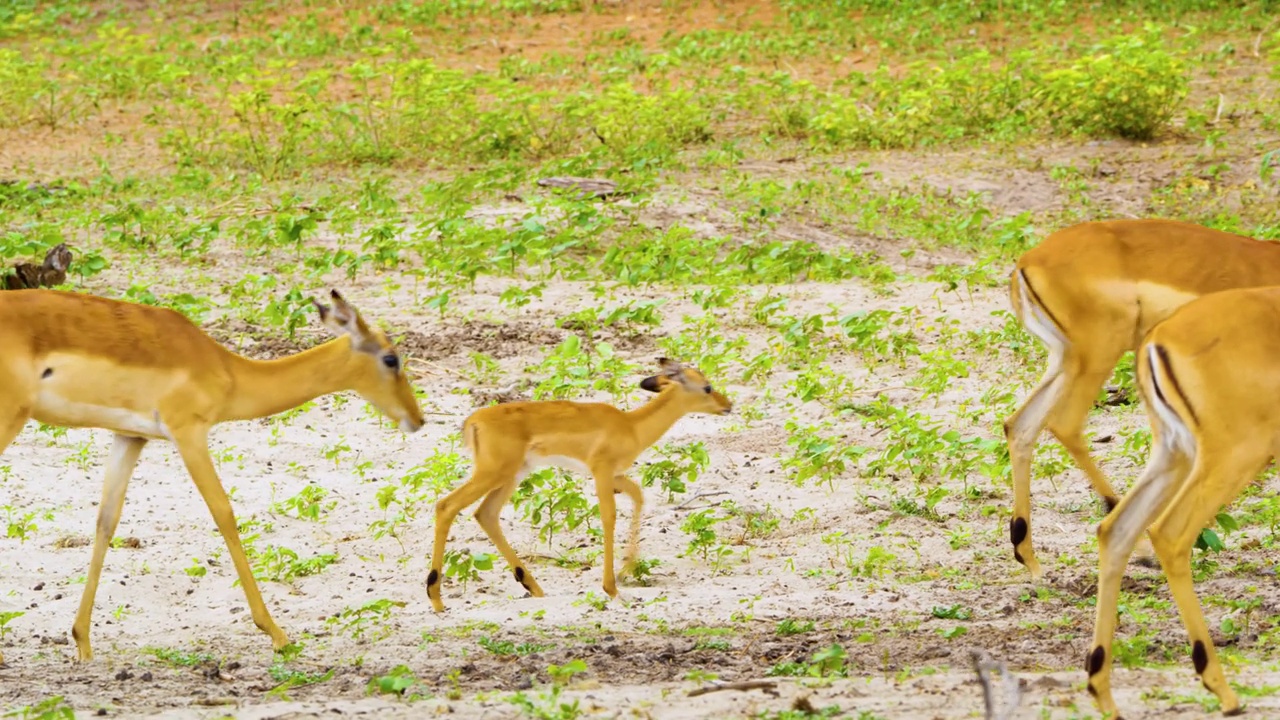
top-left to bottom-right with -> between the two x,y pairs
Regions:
72,434 -> 146,662
173,429 -> 289,651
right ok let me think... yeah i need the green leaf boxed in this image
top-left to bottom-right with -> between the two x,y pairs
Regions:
1196,528 -> 1225,553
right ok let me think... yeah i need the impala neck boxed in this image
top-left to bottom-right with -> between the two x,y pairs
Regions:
220,338 -> 357,423
625,387 -> 696,450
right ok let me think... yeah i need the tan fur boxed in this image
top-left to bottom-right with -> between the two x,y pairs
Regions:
1004,218 -> 1280,578
426,358 -> 732,612
0,289 -> 425,663
1087,286 -> 1280,718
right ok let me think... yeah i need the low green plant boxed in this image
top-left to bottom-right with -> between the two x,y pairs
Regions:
766,643 -> 848,678
327,598 -> 406,642
2,696 -> 76,720
272,484 -> 336,521
367,664 -> 430,700
639,441 -> 709,501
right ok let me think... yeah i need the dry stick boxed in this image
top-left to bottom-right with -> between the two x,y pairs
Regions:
197,197 -> 245,221
1253,18 -> 1279,58
676,490 -> 731,510
408,358 -> 470,383
851,385 -> 907,396
969,649 -> 1023,720
687,680 -> 779,698
972,649 -> 997,720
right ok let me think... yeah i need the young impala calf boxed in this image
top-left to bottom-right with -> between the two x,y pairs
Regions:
1086,286 -> 1280,718
426,357 -> 732,611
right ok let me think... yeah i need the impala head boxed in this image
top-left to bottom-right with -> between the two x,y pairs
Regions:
639,357 -> 732,415
313,289 -> 425,433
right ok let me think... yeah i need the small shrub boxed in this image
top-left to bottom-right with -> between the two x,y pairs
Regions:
1039,30 -> 1188,140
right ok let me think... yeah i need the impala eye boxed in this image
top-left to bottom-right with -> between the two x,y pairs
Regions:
383,354 -> 400,370
703,385 -> 713,394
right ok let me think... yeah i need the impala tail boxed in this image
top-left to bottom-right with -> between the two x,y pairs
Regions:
1009,267 -> 1069,350
462,418 -> 479,456
1139,341 -> 1199,457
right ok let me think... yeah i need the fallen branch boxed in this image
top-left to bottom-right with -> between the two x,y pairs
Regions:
536,176 -> 624,200
970,649 -> 1022,720
1252,18 -> 1278,58
687,679 -> 779,698
676,490 -> 731,510
408,357 -> 470,382
851,385 -> 907,395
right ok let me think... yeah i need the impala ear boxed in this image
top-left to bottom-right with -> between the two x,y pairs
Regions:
315,290 -> 376,348
640,366 -> 680,389
660,356 -> 691,379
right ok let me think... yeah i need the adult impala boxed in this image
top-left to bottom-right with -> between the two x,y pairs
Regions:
1004,218 -> 1280,578
1086,286 -> 1280,718
0,288 -> 424,663
427,357 -> 732,612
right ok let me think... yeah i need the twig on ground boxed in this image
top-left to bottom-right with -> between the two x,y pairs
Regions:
853,385 -> 907,395
1252,18 -> 1278,58
970,649 -> 1022,720
408,358 -> 469,382
676,490 -> 731,510
687,679 -> 779,698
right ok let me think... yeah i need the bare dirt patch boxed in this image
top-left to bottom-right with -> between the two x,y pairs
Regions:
398,319 -> 567,362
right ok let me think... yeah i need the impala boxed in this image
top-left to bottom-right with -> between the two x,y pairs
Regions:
0,288 -> 424,663
426,357 -> 732,612
1004,218 -> 1280,578
1086,286 -> 1280,718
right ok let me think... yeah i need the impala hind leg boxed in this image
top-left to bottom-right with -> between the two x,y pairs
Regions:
1046,352 -> 1161,566
1087,442 -> 1187,717
1006,338 -> 1124,578
591,465 -> 623,598
1141,449 -> 1267,717
427,465 -> 517,612
173,429 -> 289,651
612,475 -> 644,576
71,434 -> 146,662
1004,358 -> 1067,580
1045,362 -> 1122,509
472,472 -> 544,600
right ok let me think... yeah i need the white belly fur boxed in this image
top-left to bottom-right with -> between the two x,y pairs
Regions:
33,391 -> 172,441
521,454 -> 593,478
